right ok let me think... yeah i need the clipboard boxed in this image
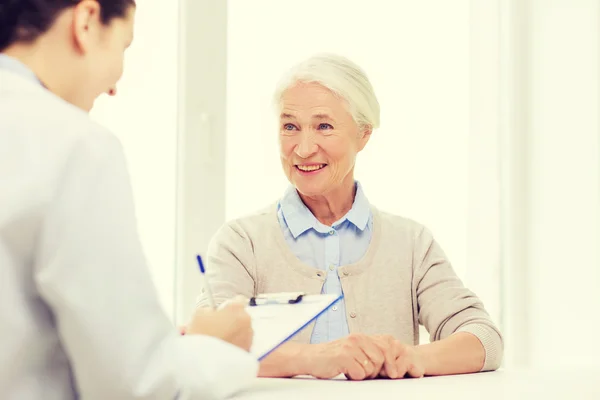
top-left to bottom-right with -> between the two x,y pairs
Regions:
246,292 -> 343,360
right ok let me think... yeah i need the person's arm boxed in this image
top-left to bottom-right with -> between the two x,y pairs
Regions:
35,131 -> 257,399
197,221 -> 257,308
258,342 -> 309,377
414,332 -> 486,375
202,230 -> 309,377
412,226 -> 503,374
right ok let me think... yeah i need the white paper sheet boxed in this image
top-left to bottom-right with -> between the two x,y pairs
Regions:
247,294 -> 342,360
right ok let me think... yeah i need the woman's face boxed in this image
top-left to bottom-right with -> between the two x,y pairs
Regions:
279,82 -> 371,197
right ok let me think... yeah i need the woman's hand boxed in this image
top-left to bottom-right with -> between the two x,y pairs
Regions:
302,333 -> 393,380
259,334 -> 425,380
373,335 -> 425,379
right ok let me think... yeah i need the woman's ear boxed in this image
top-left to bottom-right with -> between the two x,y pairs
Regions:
71,0 -> 102,55
358,125 -> 373,151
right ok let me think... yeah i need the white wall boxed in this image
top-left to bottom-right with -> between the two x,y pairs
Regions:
468,0 -> 503,337
499,0 -> 600,369
526,0 -> 600,368
90,0 -> 179,319
226,0 -> 501,326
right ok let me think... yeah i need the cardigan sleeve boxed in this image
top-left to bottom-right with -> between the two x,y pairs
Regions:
197,222 -> 257,308
413,226 -> 504,371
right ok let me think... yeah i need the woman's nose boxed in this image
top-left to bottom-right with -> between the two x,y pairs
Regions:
295,132 -> 318,158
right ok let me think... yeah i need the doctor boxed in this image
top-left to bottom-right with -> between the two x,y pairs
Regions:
0,1 -> 256,399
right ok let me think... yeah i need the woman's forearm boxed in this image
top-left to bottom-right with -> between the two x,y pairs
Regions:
258,342 -> 312,378
414,332 -> 486,376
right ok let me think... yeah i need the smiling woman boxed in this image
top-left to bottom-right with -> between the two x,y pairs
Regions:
198,53 -> 503,381
274,54 -> 381,225
285,84 -> 371,193
278,80 -> 370,225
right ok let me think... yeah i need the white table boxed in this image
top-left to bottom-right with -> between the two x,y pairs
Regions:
232,369 -> 600,399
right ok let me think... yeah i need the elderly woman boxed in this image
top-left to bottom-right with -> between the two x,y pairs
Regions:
197,53 -> 503,380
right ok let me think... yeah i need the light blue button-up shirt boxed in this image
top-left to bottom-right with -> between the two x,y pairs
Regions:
276,182 -> 373,344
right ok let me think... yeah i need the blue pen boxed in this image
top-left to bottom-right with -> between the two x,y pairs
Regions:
196,254 -> 216,309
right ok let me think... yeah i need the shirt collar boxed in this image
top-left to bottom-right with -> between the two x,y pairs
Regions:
279,181 -> 371,239
0,54 -> 45,86
344,182 -> 371,231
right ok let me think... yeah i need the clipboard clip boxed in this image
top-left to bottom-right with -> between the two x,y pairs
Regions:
249,292 -> 306,306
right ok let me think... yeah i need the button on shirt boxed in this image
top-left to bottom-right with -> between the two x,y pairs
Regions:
276,182 -> 373,344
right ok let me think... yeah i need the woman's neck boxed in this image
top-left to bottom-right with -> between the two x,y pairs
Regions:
299,180 -> 357,227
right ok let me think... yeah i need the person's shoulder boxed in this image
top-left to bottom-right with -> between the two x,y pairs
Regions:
51,116 -> 125,179
227,203 -> 279,232
39,96 -> 120,155
375,207 -> 427,235
373,207 -> 438,248
42,99 -> 125,169
2,75 -> 122,159
212,203 -> 279,242
0,77 -> 124,183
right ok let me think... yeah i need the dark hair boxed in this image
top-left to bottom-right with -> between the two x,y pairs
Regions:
0,0 -> 135,51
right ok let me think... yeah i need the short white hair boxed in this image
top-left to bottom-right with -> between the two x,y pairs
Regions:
273,53 -> 381,130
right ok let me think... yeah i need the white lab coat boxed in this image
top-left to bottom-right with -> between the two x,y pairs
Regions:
0,60 -> 258,399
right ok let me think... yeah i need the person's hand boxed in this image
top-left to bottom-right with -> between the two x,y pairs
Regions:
217,295 -> 250,310
303,334 -> 393,380
372,335 -> 425,379
185,302 -> 253,352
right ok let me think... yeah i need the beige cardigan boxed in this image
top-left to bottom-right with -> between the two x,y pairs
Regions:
198,205 -> 503,371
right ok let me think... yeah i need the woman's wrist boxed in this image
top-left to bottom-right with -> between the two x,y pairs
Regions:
412,332 -> 486,376
259,342 -> 317,377
413,343 -> 436,376
294,342 -> 325,376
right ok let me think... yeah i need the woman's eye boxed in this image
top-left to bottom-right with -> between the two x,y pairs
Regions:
283,123 -> 297,131
318,123 -> 333,130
